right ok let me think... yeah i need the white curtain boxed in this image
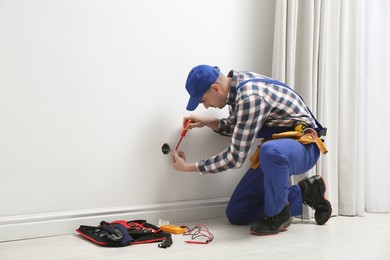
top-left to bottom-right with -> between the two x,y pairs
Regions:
271,0 -> 390,217
358,0 -> 390,214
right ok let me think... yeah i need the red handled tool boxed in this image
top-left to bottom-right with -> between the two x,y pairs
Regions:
175,119 -> 191,151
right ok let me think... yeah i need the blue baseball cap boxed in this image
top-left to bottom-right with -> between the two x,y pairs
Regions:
185,65 -> 221,111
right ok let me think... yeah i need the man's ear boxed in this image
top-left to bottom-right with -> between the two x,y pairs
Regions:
210,83 -> 221,92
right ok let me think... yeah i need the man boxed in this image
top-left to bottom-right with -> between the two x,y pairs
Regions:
172,64 -> 332,235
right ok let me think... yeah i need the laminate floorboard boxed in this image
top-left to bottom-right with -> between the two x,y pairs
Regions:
1,213 -> 389,260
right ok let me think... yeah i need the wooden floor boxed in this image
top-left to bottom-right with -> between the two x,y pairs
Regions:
1,212 -> 389,259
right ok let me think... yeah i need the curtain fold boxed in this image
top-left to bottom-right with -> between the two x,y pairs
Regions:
338,0 -> 360,215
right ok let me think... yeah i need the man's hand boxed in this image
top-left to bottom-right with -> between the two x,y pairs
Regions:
171,150 -> 197,172
172,150 -> 187,171
183,115 -> 219,131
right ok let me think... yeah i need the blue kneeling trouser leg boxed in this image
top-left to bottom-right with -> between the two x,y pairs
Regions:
226,138 -> 320,225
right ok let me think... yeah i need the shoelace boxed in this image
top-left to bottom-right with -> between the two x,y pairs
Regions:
261,215 -> 279,226
303,196 -> 326,210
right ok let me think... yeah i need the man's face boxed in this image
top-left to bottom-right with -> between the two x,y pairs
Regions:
200,84 -> 226,109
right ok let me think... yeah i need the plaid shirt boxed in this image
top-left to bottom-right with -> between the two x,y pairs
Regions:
196,70 -> 319,174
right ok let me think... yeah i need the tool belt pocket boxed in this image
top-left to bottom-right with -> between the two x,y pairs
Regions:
249,129 -> 328,169
272,129 -> 328,154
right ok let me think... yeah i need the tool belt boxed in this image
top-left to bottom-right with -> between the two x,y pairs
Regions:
76,219 -> 173,248
249,128 -> 328,169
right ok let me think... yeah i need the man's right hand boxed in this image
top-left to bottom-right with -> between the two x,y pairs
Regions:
183,115 -> 219,131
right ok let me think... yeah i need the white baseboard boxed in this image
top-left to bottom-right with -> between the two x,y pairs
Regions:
0,198 -> 229,242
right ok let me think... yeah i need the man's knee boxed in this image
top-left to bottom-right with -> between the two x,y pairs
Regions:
226,204 -> 240,224
260,142 -> 288,167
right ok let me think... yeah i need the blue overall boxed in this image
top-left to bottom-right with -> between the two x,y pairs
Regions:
225,78 -> 322,224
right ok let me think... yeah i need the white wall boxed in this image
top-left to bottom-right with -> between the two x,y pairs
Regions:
0,0 -> 275,241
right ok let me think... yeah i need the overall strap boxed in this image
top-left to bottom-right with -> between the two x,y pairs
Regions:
238,78 -> 290,89
237,78 -> 327,136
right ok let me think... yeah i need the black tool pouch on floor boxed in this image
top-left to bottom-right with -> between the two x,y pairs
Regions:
76,219 -> 172,248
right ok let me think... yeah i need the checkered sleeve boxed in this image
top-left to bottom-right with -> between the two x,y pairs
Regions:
197,95 -> 270,174
214,110 -> 236,137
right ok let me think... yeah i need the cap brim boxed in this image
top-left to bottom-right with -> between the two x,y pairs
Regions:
186,96 -> 202,111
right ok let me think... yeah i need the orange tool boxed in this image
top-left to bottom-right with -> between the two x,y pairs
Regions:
160,225 -> 187,234
175,119 -> 191,151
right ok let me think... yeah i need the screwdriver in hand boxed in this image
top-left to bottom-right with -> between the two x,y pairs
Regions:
175,119 -> 191,151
